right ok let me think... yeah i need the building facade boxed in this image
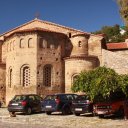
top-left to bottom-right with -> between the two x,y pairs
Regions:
0,18 -> 128,105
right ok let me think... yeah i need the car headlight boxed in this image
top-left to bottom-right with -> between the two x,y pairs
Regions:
107,105 -> 112,109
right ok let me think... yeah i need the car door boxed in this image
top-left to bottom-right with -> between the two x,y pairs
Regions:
35,95 -> 42,111
28,95 -> 38,111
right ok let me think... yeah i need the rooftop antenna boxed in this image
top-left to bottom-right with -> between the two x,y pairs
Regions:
35,12 -> 40,19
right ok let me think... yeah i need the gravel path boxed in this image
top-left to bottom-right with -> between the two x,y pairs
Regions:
0,108 -> 128,128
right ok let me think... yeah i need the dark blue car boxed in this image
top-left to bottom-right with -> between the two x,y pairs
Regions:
42,93 -> 78,115
72,95 -> 93,116
8,94 -> 43,116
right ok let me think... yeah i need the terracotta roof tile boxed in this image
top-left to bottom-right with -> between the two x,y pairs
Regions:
107,42 -> 128,50
4,27 -> 67,39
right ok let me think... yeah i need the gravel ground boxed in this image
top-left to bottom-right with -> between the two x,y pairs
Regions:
0,108 -> 128,128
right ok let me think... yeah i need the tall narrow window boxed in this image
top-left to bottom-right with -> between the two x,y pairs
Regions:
39,38 -> 47,48
23,66 -> 30,87
78,41 -> 82,47
43,64 -> 52,87
20,39 -> 25,48
9,68 -> 12,88
28,38 -> 34,48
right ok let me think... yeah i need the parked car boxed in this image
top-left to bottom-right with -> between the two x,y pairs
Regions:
72,95 -> 93,116
93,92 -> 125,118
42,93 -> 78,115
8,94 -> 43,116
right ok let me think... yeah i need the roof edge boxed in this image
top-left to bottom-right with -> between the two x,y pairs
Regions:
0,18 -> 89,37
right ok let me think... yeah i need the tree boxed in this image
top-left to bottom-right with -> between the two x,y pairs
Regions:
92,24 -> 128,43
117,0 -> 128,26
71,67 -> 128,102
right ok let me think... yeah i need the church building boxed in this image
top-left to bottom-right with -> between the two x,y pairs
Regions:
0,18 -> 128,105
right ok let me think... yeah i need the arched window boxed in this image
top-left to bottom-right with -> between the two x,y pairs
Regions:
78,41 -> 82,47
21,65 -> 30,87
28,38 -> 34,48
72,74 -> 79,85
8,68 -> 12,88
39,38 -> 47,48
20,39 -> 25,48
43,64 -> 52,87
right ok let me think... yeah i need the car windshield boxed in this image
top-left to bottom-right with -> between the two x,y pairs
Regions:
76,95 -> 89,100
13,95 -> 27,101
94,91 -> 126,103
44,95 -> 57,100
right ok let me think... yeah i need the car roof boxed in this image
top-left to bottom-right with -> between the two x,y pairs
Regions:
46,93 -> 77,96
15,94 -> 38,96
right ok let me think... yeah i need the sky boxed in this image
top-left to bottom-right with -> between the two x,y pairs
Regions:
0,0 -> 124,34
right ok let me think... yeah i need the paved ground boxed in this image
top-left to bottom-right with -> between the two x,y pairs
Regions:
0,108 -> 128,128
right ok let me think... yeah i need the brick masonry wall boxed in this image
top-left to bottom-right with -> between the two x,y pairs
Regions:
36,32 -> 66,97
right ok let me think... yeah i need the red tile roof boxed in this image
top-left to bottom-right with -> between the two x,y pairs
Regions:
4,27 -> 66,39
106,42 -> 128,50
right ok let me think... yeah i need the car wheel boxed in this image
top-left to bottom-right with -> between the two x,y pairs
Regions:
62,107 -> 69,115
99,115 -> 104,118
116,107 -> 124,117
9,112 -> 16,117
75,113 -> 80,116
26,107 -> 32,115
46,112 -> 51,115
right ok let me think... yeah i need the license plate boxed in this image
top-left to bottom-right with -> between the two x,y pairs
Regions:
97,111 -> 106,114
12,103 -> 18,106
75,108 -> 82,111
46,106 -> 52,108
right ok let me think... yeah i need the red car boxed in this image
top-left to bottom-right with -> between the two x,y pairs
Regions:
93,100 -> 124,118
93,92 -> 125,118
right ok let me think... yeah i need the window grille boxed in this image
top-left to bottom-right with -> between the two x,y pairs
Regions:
23,66 -> 30,86
43,65 -> 52,87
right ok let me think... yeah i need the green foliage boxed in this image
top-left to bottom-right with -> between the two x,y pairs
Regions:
92,25 -> 128,43
118,74 -> 128,97
117,0 -> 128,26
72,66 -> 128,102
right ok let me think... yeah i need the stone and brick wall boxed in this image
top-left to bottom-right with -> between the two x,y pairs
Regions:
102,49 -> 128,74
4,32 -> 37,104
36,32 -> 66,97
0,64 -> 6,105
64,34 -> 102,93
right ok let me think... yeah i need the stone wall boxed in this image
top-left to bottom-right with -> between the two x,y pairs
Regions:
0,64 -> 6,105
88,35 -> 103,65
65,57 -> 99,93
102,49 -> 128,74
5,32 -> 37,104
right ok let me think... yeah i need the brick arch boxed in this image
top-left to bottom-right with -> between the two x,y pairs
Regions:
20,64 -> 30,87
